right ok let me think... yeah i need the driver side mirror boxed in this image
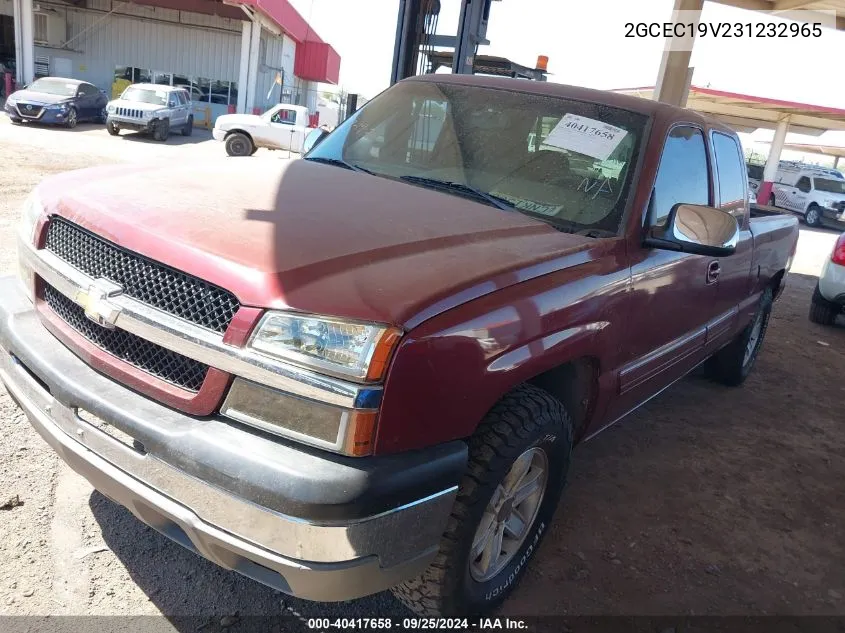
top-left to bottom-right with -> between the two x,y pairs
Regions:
644,203 -> 739,257
302,127 -> 329,154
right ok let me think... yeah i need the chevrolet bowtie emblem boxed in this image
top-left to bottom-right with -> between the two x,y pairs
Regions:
75,279 -> 124,329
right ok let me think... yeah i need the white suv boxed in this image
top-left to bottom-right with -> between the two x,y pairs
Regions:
106,84 -> 193,141
768,163 -> 845,229
810,231 -> 845,325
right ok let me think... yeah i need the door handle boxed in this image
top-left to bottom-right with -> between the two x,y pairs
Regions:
707,261 -> 721,284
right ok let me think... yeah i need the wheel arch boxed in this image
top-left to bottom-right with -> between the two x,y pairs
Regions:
770,268 -> 787,301
525,357 -> 600,442
225,128 -> 253,144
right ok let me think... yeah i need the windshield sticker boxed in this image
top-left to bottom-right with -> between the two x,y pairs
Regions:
494,192 -> 563,217
543,114 -> 628,161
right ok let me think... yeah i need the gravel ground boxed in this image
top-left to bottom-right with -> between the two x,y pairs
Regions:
0,116 -> 843,627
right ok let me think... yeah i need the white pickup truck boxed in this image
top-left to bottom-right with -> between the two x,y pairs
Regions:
212,104 -> 311,157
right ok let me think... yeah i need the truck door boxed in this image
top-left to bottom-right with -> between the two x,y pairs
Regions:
792,176 -> 811,213
608,125 -> 721,422
709,131 -> 755,348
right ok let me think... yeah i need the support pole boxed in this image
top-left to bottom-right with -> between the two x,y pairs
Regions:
13,0 -> 35,86
758,116 -> 790,205
653,0 -> 702,106
834,156 -> 840,170
244,19 -> 261,114
237,20 -> 251,113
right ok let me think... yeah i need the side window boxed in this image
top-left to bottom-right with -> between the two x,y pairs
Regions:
178,91 -> 188,105
271,109 -> 297,125
796,176 -> 811,193
651,126 -> 710,227
712,132 -> 746,216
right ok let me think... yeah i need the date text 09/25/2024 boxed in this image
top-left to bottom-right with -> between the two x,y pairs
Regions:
306,618 -> 528,630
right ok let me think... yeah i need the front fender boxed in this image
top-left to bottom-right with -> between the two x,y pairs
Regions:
374,241 -> 630,454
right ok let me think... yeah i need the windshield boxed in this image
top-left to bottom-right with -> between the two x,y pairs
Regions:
307,81 -> 647,234
121,87 -> 168,106
28,79 -> 78,97
814,177 -> 845,194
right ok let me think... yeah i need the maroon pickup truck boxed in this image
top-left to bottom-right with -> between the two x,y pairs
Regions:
0,75 -> 798,616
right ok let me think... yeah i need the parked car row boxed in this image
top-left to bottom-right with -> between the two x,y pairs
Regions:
4,76 -> 193,142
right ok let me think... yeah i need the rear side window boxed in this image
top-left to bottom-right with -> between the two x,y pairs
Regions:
796,176 -> 811,193
651,126 -> 710,226
712,132 -> 747,219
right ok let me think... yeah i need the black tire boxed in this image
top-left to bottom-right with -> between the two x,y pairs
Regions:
65,106 -> 78,129
153,118 -> 170,142
97,108 -> 107,124
710,288 -> 773,386
805,204 -> 822,227
181,115 -> 193,137
106,121 -> 120,136
769,194 -> 776,207
9,117 -> 21,125
391,384 -> 573,617
250,145 -> 259,156
225,132 -> 253,157
809,284 -> 839,326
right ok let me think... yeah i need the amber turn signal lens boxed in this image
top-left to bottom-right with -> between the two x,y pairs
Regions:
536,55 -> 549,71
365,328 -> 402,382
344,410 -> 379,456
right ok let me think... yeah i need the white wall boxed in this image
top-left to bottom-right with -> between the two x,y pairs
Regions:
33,1 -> 242,92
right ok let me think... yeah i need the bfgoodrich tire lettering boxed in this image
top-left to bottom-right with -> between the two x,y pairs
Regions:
391,384 -> 573,616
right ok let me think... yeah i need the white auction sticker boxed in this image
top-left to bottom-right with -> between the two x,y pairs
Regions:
543,114 -> 628,161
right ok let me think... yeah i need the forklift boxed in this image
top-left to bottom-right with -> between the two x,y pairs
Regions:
390,0 -> 548,84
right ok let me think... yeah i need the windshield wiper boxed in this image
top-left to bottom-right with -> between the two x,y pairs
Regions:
304,156 -> 375,175
399,175 -> 516,212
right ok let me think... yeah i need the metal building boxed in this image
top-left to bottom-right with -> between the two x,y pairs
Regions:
0,0 -> 339,123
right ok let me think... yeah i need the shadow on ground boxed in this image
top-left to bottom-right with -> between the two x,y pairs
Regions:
89,491 -> 411,628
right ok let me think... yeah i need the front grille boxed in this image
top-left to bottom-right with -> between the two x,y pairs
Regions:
44,284 -> 209,392
17,104 -> 44,118
116,107 -> 143,118
45,217 -> 239,333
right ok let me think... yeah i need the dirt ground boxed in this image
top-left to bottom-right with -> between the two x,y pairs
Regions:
0,117 -> 843,626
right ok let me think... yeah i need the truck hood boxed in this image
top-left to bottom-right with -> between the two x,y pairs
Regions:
107,99 -> 165,112
9,90 -> 72,106
214,114 -> 266,130
38,160 -> 595,328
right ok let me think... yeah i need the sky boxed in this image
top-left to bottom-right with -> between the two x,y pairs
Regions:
289,0 -> 845,162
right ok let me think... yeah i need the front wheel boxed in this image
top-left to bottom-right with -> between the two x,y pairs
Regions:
106,121 -> 120,136
709,287 -> 773,386
181,115 -> 193,137
225,132 -> 254,157
153,118 -> 170,141
65,107 -> 78,129
805,205 -> 822,227
391,384 -> 573,616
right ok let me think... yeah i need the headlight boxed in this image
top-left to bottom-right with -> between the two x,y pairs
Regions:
107,104 -> 116,113
143,110 -> 154,120
249,312 -> 401,382
46,103 -> 68,111
18,190 -> 43,244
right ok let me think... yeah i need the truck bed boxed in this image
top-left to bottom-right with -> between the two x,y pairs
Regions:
748,203 -> 799,290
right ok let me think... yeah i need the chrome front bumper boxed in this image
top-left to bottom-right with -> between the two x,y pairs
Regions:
0,276 -> 463,601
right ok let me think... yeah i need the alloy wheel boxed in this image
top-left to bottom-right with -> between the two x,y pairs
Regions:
469,447 -> 549,582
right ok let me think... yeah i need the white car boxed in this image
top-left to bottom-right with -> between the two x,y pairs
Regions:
810,231 -> 845,325
212,104 -> 310,157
